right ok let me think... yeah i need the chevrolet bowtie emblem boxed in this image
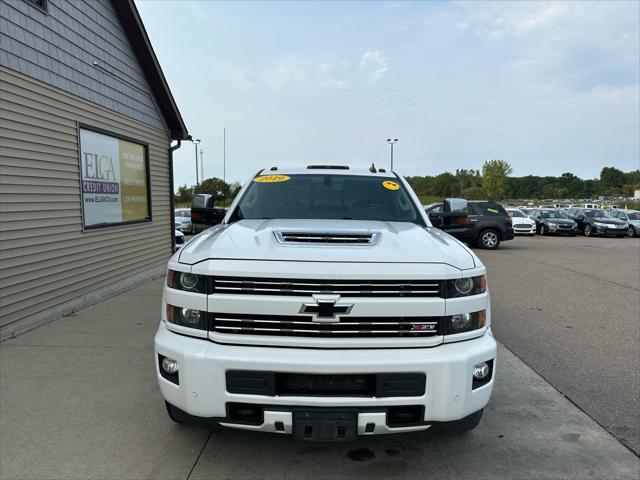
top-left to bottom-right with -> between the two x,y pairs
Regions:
300,294 -> 353,323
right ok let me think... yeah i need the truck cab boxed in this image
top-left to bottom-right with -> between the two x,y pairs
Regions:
155,166 -> 496,441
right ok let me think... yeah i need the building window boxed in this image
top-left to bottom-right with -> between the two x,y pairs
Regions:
78,125 -> 152,230
25,0 -> 48,12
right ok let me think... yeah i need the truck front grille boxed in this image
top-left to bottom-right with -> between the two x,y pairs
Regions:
211,277 -> 441,297
210,313 -> 440,337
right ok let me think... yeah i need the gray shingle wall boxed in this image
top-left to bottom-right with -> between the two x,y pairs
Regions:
0,0 -> 168,132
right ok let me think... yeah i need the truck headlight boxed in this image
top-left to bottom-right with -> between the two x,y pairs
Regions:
445,310 -> 486,334
167,270 -> 209,293
166,305 -> 208,330
442,275 -> 486,298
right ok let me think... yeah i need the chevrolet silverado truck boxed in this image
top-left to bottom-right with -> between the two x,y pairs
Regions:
155,165 -> 496,441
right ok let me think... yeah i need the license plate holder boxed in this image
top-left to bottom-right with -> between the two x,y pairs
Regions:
292,408 -> 358,441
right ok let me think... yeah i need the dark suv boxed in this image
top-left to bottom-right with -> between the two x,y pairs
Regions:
426,199 -> 514,249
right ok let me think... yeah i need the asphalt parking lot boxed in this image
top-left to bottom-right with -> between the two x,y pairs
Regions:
478,234 -> 640,455
1,235 -> 639,480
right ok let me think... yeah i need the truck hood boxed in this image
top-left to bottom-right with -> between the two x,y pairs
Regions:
177,219 -> 477,269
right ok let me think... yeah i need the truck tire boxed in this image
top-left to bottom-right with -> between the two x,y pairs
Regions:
479,229 -> 500,249
627,228 -> 635,238
540,224 -> 548,235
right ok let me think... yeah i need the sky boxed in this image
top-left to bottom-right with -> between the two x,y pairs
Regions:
136,0 -> 640,188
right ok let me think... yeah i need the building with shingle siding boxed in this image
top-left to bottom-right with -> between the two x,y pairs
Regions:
0,0 -> 189,339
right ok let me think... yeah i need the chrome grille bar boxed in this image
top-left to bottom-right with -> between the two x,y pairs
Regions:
210,313 -> 441,338
211,277 -> 441,297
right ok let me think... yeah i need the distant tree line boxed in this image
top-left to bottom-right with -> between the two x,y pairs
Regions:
175,165 -> 640,207
175,177 -> 242,207
406,162 -> 640,201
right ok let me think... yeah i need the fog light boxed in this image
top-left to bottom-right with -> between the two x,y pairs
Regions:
472,362 -> 490,380
162,357 -> 179,375
181,308 -> 201,325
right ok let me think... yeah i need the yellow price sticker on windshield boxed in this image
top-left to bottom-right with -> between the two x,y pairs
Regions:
382,180 -> 400,191
254,175 -> 290,183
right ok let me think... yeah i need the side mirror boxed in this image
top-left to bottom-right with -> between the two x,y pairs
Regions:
429,213 -> 444,227
443,198 -> 468,214
191,194 -> 226,228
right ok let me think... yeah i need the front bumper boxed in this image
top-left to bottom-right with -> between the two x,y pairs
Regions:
547,225 -> 576,235
593,225 -> 627,235
513,225 -> 536,235
155,322 -> 497,435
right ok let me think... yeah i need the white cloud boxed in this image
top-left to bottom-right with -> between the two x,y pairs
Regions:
359,50 -> 388,83
259,51 -> 389,90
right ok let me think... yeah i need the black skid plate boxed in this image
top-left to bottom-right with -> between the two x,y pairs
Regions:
292,409 -> 358,441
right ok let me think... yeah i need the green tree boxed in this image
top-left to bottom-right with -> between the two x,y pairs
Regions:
175,184 -> 194,205
600,167 -> 625,191
195,177 -> 231,201
481,159 -> 512,200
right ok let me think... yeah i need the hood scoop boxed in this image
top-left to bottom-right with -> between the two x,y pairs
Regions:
274,230 -> 381,246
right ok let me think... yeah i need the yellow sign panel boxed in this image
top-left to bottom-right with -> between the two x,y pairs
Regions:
382,180 -> 400,191
119,140 -> 148,222
254,175 -> 290,183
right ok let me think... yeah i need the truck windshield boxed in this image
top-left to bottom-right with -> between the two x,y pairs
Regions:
231,174 -> 423,224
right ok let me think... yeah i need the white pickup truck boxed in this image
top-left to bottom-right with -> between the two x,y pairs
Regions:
155,166 -> 496,441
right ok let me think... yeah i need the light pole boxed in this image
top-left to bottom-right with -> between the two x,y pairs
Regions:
192,138 -> 201,184
386,138 -> 398,170
200,148 -> 204,180
223,127 -> 226,184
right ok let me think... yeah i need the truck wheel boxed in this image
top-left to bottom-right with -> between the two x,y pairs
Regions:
627,228 -> 635,238
584,224 -> 593,237
442,409 -> 484,434
479,230 -> 500,249
540,225 -> 548,235
165,401 -> 184,424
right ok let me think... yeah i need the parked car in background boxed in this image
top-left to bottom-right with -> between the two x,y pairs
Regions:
175,208 -> 193,234
519,207 -> 535,216
505,208 -> 536,235
175,229 -> 185,249
565,208 -> 628,237
426,199 -> 514,249
529,209 -> 577,236
608,210 -> 640,237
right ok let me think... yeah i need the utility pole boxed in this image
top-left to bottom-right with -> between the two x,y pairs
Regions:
200,149 -> 204,180
386,138 -> 398,170
223,127 -> 226,184
192,138 -> 201,184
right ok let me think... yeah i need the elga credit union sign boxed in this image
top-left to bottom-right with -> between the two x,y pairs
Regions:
79,128 -> 150,228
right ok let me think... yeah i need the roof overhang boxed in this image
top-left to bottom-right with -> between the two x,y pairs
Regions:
110,0 -> 189,140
